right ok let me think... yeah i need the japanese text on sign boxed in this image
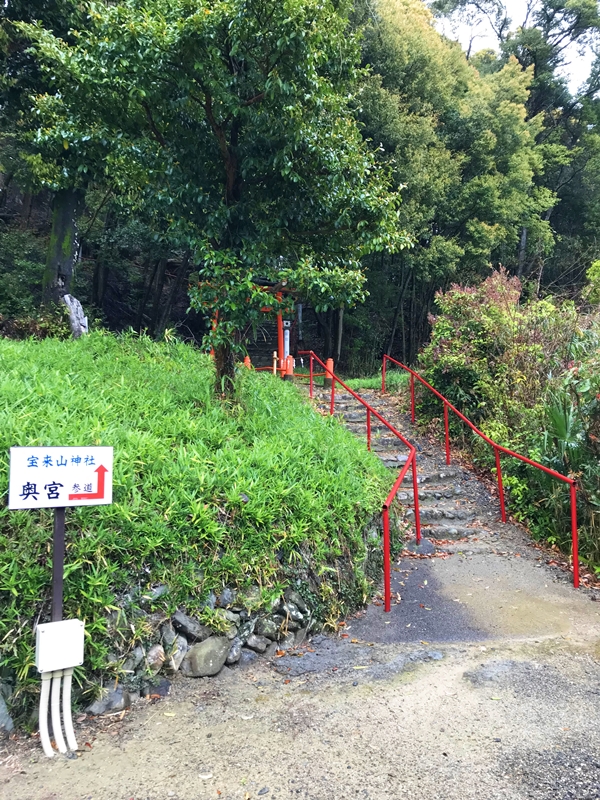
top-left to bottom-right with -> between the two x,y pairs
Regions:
8,447 -> 113,509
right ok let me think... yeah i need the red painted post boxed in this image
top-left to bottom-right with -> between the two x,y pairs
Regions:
277,293 -> 284,374
494,447 -> 507,522
571,483 -> 579,588
383,507 -> 391,612
382,356 -> 387,393
411,454 -> 421,544
309,354 -> 314,399
444,402 -> 451,465
410,374 -> 415,424
367,408 -> 371,451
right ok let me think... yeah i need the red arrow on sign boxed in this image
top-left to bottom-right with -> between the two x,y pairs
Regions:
68,465 -> 108,501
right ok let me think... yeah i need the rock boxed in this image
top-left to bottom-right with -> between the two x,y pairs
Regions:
86,687 -> 131,716
61,293 -> 88,338
237,618 -> 256,643
180,637 -> 230,677
224,610 -> 240,624
142,677 -> 171,698
255,617 -> 280,640
167,635 -> 188,673
218,587 -> 236,607
161,621 -> 177,648
285,590 -> 308,614
241,585 -> 261,607
123,645 -> 146,674
245,634 -> 270,654
204,591 -> 217,610
282,601 -> 304,623
279,632 -> 295,649
265,641 -> 280,658
141,584 -> 169,607
146,643 -> 166,674
226,638 -> 243,665
294,628 -> 308,647
239,649 -> 258,667
172,610 -> 212,643
0,695 -> 14,738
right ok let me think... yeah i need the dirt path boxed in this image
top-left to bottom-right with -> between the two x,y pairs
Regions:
2,388 -> 600,800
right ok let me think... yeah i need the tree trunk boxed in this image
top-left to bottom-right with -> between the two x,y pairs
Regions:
43,188 -> 84,305
136,258 -> 158,331
149,258 -> 168,336
156,253 -> 190,338
336,306 -> 344,362
91,259 -> 109,308
386,267 -> 410,356
214,341 -> 236,394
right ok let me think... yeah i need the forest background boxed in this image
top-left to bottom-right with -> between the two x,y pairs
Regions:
3,0 -> 600,372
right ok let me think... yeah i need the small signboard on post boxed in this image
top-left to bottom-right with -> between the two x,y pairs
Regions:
8,446 -> 113,758
8,446 -> 113,509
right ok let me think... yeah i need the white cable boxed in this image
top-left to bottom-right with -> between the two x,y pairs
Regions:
51,671 -> 67,754
39,673 -> 54,758
61,668 -> 78,752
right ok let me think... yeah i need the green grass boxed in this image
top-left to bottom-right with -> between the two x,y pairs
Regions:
344,370 -> 409,392
0,332 -> 394,714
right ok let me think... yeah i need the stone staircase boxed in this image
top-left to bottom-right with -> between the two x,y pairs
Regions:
309,385 -> 500,543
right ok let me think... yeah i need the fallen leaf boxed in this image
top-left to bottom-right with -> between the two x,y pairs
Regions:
284,679 -> 291,685
341,633 -> 349,638
199,773 -> 213,779
84,742 -> 92,750
353,666 -> 369,670
164,712 -> 176,717
240,715 -> 254,720
420,640 -> 429,645
275,650 -> 285,657
350,638 -> 360,643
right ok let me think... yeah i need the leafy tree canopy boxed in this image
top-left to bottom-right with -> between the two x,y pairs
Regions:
18,0 -> 410,379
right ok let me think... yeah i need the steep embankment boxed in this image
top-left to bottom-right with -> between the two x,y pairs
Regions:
0,333 -> 393,721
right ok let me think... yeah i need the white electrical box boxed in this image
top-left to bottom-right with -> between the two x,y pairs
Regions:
35,619 -> 85,673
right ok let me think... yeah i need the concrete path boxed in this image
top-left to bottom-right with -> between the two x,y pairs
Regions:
2,386 -> 600,800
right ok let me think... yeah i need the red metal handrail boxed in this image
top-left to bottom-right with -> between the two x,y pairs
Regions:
298,351 -> 422,611
382,354 -> 580,588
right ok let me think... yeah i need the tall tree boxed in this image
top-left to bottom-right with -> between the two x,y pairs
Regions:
20,0 -> 408,379
340,0 -> 551,369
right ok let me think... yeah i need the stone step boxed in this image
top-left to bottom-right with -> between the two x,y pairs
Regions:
405,505 -> 476,522
420,524 -> 483,540
416,469 -> 461,486
377,453 -> 408,469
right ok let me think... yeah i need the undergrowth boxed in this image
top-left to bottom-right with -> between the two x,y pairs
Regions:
0,332 -> 393,716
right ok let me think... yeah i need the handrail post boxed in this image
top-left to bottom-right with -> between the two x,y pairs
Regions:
383,507 -> 391,612
411,453 -> 421,544
410,374 -> 415,424
330,374 -> 335,416
444,402 -> 450,465
571,483 -> 579,588
309,353 -> 314,399
494,447 -> 507,523
367,408 -> 371,451
382,356 -> 387,393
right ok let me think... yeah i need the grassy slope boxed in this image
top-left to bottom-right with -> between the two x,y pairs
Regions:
0,333 -> 391,701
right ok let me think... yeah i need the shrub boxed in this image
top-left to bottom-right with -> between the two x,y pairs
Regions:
415,269 -> 600,573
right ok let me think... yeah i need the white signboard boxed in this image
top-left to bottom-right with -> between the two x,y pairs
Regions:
8,447 -> 113,509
